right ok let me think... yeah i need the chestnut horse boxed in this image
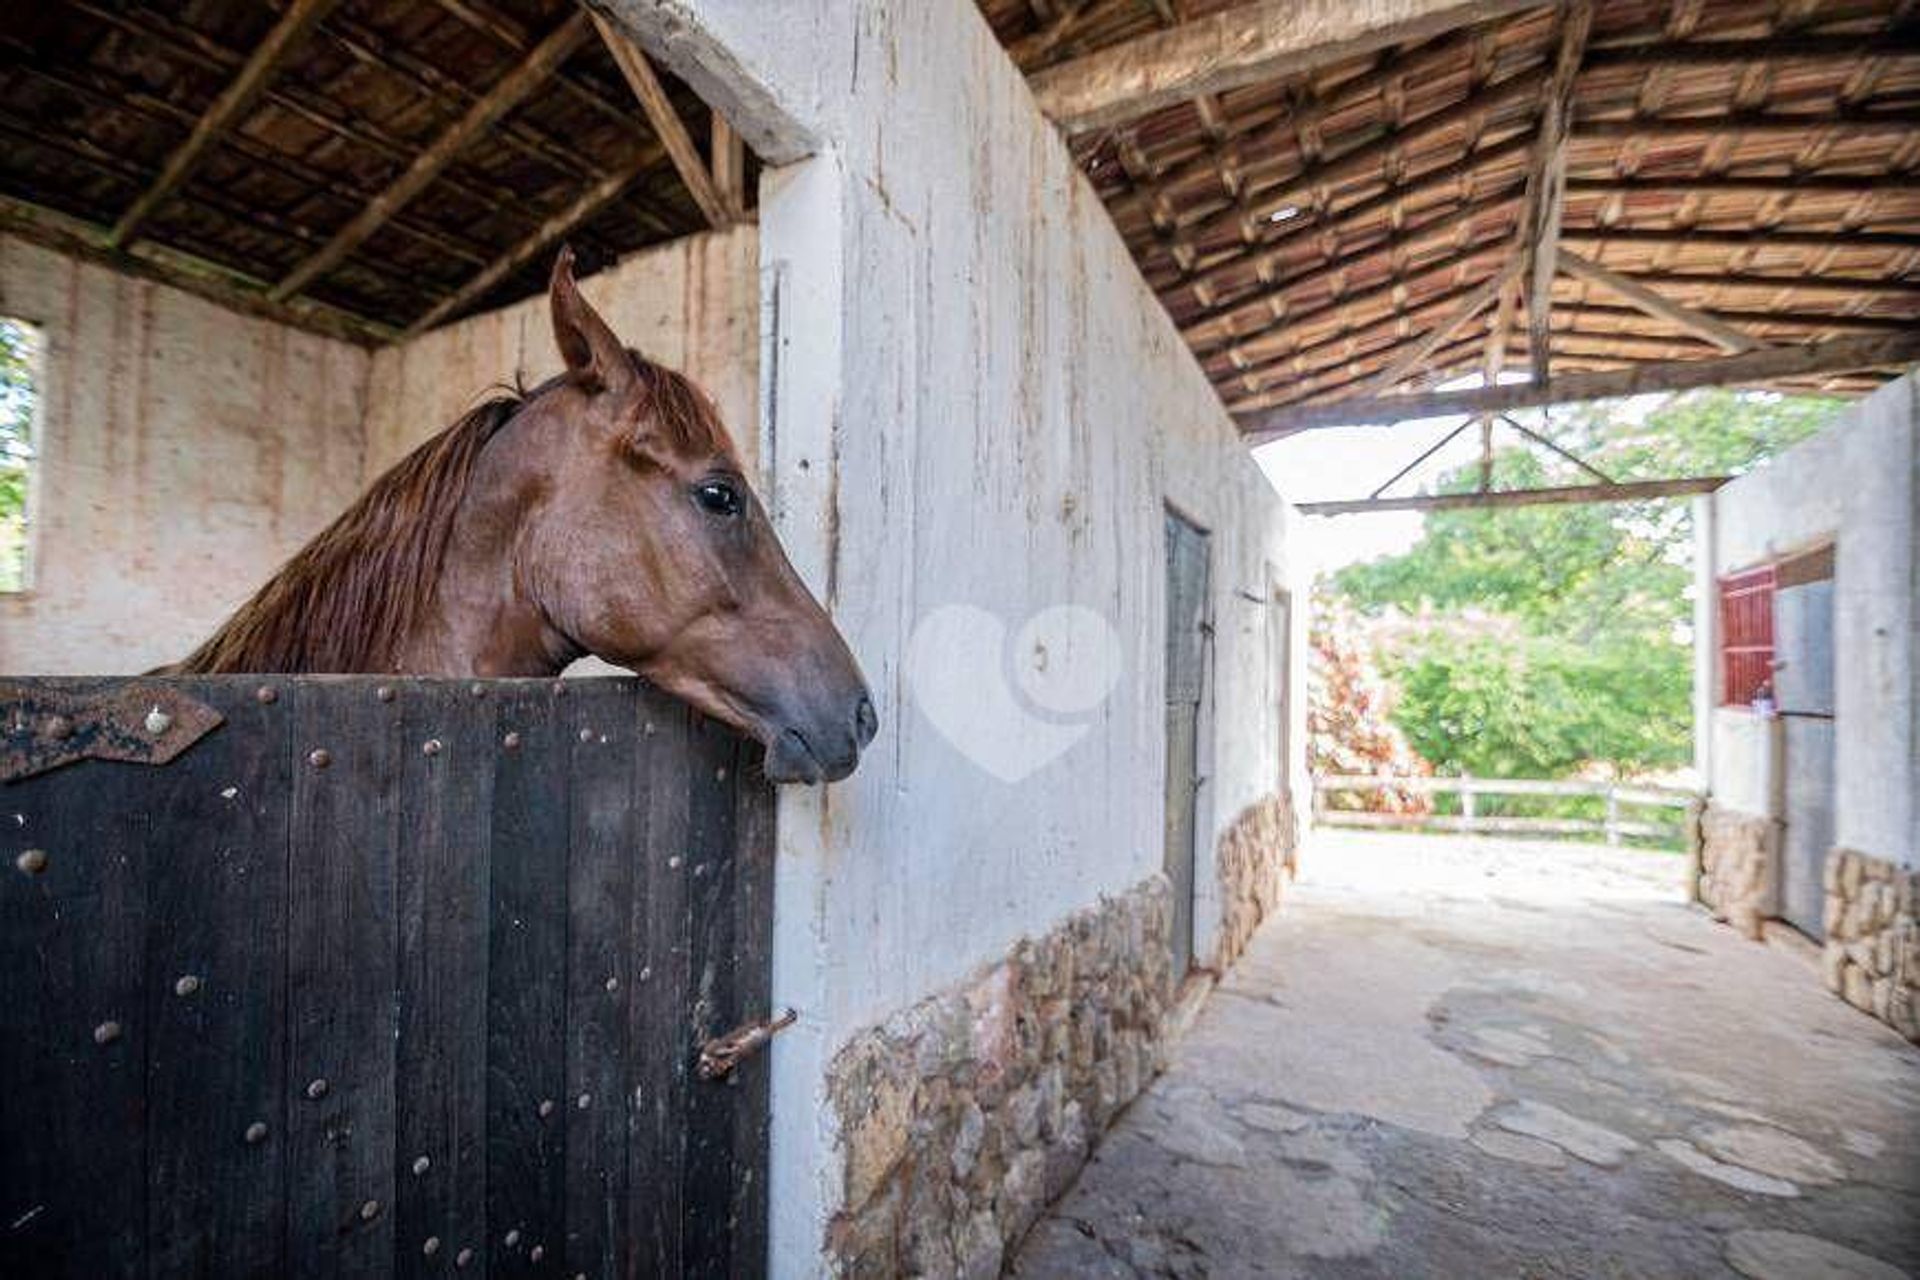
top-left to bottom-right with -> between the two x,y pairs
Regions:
177,249 -> 874,784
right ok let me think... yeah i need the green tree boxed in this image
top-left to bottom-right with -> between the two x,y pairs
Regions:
0,317 -> 37,592
1331,389 -> 1836,779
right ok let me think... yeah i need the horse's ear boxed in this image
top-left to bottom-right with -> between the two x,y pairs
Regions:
549,246 -> 633,395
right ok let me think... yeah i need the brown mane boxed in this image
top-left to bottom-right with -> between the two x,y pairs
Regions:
178,394 -> 523,674
177,353 -> 733,674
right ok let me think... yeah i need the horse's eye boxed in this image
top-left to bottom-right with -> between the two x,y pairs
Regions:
693,479 -> 743,517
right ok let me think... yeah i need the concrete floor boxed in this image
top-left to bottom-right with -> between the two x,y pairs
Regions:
1011,832 -> 1920,1279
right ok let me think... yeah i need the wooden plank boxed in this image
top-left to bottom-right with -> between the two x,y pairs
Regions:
1296,475 -> 1727,513
0,689 -> 153,1277
272,10 -> 591,302
683,715 -> 746,1278
1523,1 -> 1593,385
485,681 -> 572,1278
1027,0 -> 1541,133
723,744 -> 776,1278
110,0 -> 341,248
143,678 -> 294,1275
592,11 -> 733,228
629,695 -> 692,1277
393,684 -> 494,1276
285,678 -> 402,1278
562,681 -> 641,1279
1241,332 -> 1920,437
403,150 -> 659,337
1558,250 -> 1765,353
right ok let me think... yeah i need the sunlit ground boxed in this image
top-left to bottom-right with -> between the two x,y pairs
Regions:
1298,827 -> 1691,905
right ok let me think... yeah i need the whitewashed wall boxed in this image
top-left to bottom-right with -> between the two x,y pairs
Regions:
363,226 -> 759,477
0,235 -> 369,674
606,2 -> 1306,1272
1701,374 -> 1917,868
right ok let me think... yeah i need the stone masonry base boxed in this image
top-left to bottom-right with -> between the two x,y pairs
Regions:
1821,848 -> 1920,1042
1215,792 -> 1297,971
824,876 -> 1173,1279
1699,805 -> 1777,939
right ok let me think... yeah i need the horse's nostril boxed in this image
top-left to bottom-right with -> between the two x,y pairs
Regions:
854,696 -> 878,746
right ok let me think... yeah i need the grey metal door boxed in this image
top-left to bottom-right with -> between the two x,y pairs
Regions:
1775,575 -> 1836,938
1164,511 -> 1210,982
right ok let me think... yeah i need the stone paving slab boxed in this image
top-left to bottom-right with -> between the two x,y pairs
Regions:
1009,833 -> 1920,1279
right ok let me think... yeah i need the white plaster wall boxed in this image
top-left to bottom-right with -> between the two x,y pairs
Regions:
606,3 -> 1306,1271
0,235 -> 369,674
1703,374 -> 1918,867
363,226 -> 760,478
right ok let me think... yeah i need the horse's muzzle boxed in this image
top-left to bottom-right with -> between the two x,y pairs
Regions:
765,694 -> 877,784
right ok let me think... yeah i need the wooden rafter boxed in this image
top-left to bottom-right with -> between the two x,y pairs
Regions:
1297,476 -> 1727,515
591,11 -> 734,229
1027,0 -> 1541,133
1522,1 -> 1593,386
712,112 -> 747,221
1190,240 -> 1513,355
1364,254 -> 1525,395
1239,332 -> 1920,439
1557,250 -> 1766,354
1581,33 -> 1920,70
110,0 -> 340,249
1126,67 -> 1545,250
1162,131 -> 1535,298
403,149 -> 663,337
0,193 -> 393,346
270,10 -> 592,304
1184,194 -> 1520,333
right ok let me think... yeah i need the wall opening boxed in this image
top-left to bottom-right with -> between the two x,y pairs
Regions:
0,316 -> 40,594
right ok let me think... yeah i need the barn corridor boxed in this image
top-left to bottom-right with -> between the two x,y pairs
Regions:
1011,833 -> 1920,1279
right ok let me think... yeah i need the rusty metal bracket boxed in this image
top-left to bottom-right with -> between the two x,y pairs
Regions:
1,681 -> 225,783
696,1008 -> 797,1081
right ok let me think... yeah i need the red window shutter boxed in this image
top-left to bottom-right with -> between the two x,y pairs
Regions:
1718,567 -> 1776,706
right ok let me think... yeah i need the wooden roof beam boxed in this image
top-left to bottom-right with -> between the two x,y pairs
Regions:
110,0 -> 340,250
1027,0 -> 1545,133
1364,255 -> 1524,395
1522,1 -> 1592,386
1239,332 -> 1920,439
591,11 -> 734,228
404,149 -> 661,337
270,10 -> 591,303
1297,476 -> 1728,515
1557,249 -> 1766,354
0,193 -> 393,346
1582,32 -> 1920,71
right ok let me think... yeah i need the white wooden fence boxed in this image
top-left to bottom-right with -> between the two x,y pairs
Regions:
1313,774 -> 1704,850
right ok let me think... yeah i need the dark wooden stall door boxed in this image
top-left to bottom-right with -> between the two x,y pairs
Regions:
0,677 -> 774,1279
